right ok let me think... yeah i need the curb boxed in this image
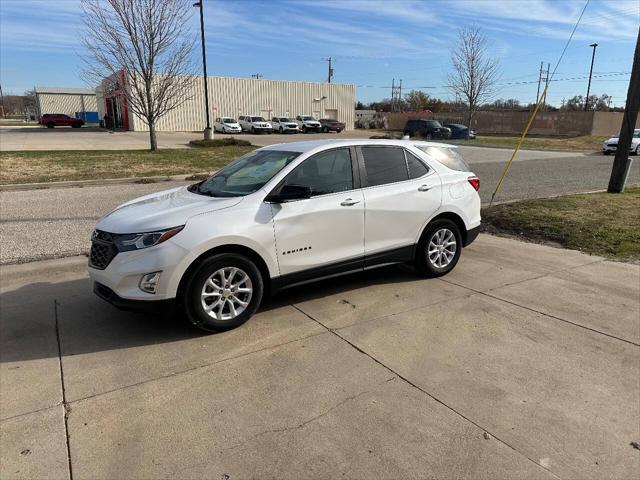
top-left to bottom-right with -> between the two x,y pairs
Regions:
0,173 -> 211,192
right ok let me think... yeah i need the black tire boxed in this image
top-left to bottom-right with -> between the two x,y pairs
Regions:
322,126 -> 328,133
183,253 -> 264,332
302,125 -> 307,133
603,151 -> 610,155
415,219 -> 462,277
279,127 -> 283,133
72,124 -> 81,128
47,122 -> 55,129
251,126 -> 256,133
403,130 -> 411,138
336,129 -> 342,133
425,133 -> 433,140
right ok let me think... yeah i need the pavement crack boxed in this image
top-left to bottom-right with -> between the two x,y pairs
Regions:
440,277 -> 640,347
219,377 -> 395,453
291,304 -> 562,480
54,299 -> 74,480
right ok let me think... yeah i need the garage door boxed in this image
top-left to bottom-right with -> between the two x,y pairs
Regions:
324,109 -> 338,120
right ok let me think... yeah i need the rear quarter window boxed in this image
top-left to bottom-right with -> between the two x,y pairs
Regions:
415,145 -> 470,172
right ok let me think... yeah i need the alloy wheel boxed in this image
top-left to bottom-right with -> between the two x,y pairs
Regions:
200,267 -> 253,321
427,228 -> 457,268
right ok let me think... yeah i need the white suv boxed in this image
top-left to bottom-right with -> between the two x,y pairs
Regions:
271,117 -> 299,133
238,115 -> 272,133
89,140 -> 481,332
296,115 -> 322,133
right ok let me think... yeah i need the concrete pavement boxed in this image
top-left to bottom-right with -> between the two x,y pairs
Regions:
1,234 -> 638,479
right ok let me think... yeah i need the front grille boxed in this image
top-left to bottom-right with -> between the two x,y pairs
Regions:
89,230 -> 117,269
607,143 -> 617,147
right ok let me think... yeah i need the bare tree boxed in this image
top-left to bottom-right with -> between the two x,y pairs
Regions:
447,27 -> 499,131
81,0 -> 195,150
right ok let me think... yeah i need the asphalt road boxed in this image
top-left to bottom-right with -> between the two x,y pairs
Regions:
1,146 -> 638,264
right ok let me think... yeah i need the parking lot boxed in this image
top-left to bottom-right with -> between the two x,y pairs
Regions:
1,234 -> 638,479
0,126 -> 377,151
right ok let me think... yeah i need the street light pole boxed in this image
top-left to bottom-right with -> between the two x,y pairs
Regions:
194,1 -> 212,140
584,43 -> 598,111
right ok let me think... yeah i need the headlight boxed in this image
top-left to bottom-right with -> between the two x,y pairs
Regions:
114,225 -> 184,251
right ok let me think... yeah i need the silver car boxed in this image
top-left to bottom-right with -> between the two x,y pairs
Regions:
271,117 -> 299,134
239,115 -> 272,134
602,129 -> 640,155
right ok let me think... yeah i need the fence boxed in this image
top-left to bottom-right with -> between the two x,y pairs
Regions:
382,110 -> 639,136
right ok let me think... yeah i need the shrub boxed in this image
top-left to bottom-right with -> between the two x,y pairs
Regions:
189,137 -> 252,148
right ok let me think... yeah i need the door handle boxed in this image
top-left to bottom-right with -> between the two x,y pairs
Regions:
418,185 -> 431,192
340,198 -> 361,206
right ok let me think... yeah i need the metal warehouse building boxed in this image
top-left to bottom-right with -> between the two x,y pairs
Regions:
35,86 -> 98,121
101,75 -> 356,132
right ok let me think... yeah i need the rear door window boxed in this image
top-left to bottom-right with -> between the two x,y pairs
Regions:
360,146 -> 409,187
405,150 -> 429,178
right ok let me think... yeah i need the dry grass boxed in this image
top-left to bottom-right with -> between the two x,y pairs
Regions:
0,146 -> 256,184
450,135 -> 608,152
483,188 -> 640,260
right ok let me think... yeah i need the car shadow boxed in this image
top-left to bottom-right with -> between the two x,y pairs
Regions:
0,264 -> 422,363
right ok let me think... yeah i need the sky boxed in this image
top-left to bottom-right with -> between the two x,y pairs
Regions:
1,0 -> 638,107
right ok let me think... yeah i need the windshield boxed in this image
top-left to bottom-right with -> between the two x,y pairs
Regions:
251,116 -> 266,122
302,116 -> 315,121
279,117 -> 292,122
415,145 -> 470,172
223,118 -> 236,123
190,150 -> 301,197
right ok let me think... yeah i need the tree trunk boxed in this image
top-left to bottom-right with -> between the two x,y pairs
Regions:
149,121 -> 158,151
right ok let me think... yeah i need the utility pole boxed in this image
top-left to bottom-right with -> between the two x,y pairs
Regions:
585,43 -> 598,111
251,73 -> 263,79
536,61 -> 543,104
391,78 -> 396,112
0,83 -> 4,118
398,79 -> 403,112
193,1 -> 212,140
323,57 -> 334,83
608,30 -> 639,193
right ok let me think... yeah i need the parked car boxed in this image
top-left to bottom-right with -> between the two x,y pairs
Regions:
296,115 -> 322,133
270,117 -> 299,133
89,139 -> 481,332
403,119 -> 451,139
214,117 -> 242,133
443,123 -> 475,140
602,129 -> 640,155
238,116 -> 272,133
39,114 -> 84,129
319,118 -> 345,133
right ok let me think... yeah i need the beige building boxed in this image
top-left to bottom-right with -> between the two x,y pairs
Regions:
101,75 -> 356,132
35,86 -> 98,119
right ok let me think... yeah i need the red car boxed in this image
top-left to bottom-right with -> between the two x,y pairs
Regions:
319,118 -> 345,133
39,114 -> 84,128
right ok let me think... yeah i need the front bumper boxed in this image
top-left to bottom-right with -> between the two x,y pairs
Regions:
94,282 -> 175,312
88,239 -> 190,301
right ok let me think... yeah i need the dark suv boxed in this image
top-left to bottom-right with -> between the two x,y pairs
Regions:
39,114 -> 84,129
403,119 -> 450,139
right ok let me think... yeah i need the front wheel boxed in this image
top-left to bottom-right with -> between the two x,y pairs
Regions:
322,126 -> 328,133
301,125 -> 307,133
403,130 -> 411,138
183,253 -> 264,332
47,122 -> 55,129
415,219 -> 462,277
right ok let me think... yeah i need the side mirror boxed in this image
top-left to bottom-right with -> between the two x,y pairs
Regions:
266,184 -> 312,203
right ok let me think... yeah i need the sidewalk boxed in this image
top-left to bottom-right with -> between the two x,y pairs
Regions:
1,235 -> 639,479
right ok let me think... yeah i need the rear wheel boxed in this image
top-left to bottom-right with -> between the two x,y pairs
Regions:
322,126 -> 328,133
183,253 -> 264,332
403,130 -> 411,138
425,132 -> 433,140
415,219 -> 462,277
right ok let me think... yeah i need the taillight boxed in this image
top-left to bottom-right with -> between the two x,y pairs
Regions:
468,176 -> 480,191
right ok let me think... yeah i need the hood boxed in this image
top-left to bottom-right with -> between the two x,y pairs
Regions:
96,186 -> 243,234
